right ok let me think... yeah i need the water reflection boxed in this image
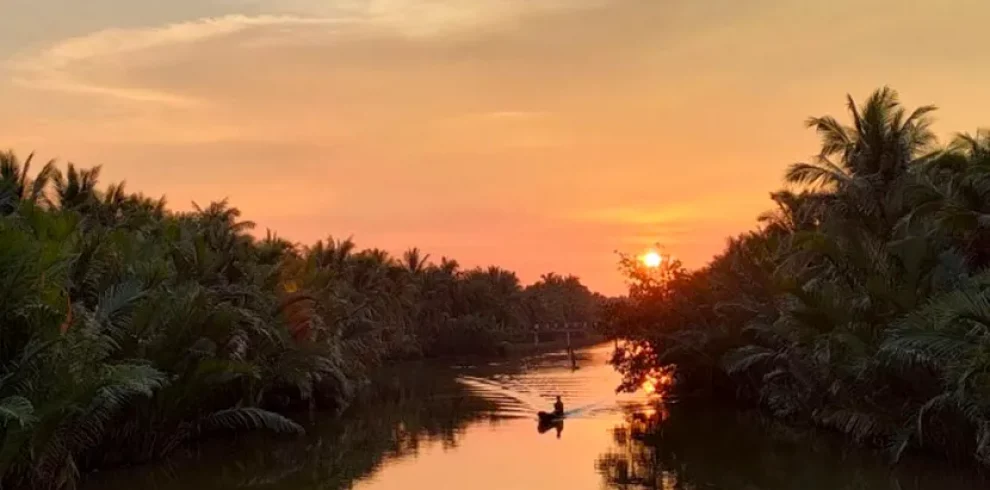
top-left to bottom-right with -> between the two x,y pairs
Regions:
85,362 -> 502,490
596,403 -> 987,490
538,418 -> 564,438
86,345 -> 988,490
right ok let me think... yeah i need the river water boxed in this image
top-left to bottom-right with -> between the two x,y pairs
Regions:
86,343 -> 986,490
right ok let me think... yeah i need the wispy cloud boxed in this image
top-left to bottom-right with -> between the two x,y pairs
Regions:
482,111 -> 552,120
8,14 -> 351,105
233,0 -> 603,36
8,0 -> 600,105
30,15 -> 347,68
9,77 -> 201,106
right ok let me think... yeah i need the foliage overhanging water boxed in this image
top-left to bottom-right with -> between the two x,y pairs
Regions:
86,343 -> 986,490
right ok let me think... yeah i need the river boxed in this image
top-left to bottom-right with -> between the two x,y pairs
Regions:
86,343 -> 986,489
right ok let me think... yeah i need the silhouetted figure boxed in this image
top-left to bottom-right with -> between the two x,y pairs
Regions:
537,396 -> 565,431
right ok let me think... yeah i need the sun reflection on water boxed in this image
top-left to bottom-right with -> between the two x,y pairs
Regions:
640,368 -> 673,397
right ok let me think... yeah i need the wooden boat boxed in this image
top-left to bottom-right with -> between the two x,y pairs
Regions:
537,411 -> 564,424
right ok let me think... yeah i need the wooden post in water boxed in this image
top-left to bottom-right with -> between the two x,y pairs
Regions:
567,327 -> 577,369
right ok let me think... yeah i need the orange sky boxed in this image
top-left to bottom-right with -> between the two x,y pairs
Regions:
3,0 -> 990,295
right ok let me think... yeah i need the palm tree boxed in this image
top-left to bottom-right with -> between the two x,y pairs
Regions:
0,145 -> 611,485
606,87 -> 990,468
0,150 -> 56,213
787,87 -> 937,188
307,235 -> 356,272
402,247 -> 431,274
911,130 -> 990,266
757,190 -> 828,234
785,87 -> 938,236
192,199 -> 255,236
439,257 -> 460,275
53,162 -> 102,213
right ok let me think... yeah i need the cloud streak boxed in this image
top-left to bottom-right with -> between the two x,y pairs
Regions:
233,0 -> 603,36
8,14 -> 355,105
9,0 -> 604,104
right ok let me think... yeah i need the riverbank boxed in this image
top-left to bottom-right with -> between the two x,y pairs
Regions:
605,88 -> 990,473
500,333 -> 605,358
604,400 -> 988,489
0,149 -> 612,489
616,341 -> 990,473
86,342 -> 989,490
83,358 -> 501,490
74,339 -> 603,487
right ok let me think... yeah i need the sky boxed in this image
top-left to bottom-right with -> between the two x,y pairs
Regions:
2,0 -> 990,295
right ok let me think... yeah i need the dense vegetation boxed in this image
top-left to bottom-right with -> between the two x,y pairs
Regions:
0,151 -> 600,489
609,87 -> 990,468
87,362 -> 502,490
596,405 -> 982,489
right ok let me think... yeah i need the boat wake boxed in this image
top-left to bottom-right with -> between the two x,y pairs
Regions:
453,344 -> 654,422
455,374 -> 622,420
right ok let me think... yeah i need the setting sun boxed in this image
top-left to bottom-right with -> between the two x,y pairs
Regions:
643,251 -> 662,268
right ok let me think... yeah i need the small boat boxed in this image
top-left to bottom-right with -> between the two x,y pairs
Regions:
537,411 -> 564,424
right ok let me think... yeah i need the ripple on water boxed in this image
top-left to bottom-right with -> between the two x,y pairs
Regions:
80,342 -> 989,490
454,344 -> 655,421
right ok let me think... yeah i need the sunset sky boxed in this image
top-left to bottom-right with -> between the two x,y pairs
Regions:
3,0 -> 990,294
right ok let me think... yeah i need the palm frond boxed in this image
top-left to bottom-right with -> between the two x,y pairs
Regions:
198,407 -> 304,435
722,345 -> 778,376
0,397 -> 35,428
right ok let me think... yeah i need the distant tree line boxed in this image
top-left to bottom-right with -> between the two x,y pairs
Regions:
0,151 -> 602,488
608,87 -> 990,468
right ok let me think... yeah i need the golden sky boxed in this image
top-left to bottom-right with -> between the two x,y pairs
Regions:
3,0 -> 990,294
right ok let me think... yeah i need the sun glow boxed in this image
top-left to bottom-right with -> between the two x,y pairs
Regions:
641,370 -> 674,396
642,251 -> 662,268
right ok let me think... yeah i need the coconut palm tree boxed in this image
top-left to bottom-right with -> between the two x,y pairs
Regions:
785,87 -> 938,237
0,146 -> 604,486
439,257 -> 459,275
606,87 -> 990,469
53,163 -> 102,214
0,151 -> 56,213
786,87 -> 937,188
402,247 -> 431,275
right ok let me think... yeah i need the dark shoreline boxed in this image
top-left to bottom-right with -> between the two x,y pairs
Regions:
85,342 -> 990,490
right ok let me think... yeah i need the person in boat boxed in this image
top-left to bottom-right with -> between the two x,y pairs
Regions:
553,396 -> 564,417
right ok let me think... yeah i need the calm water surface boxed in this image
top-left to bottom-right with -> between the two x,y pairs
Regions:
87,343 -> 986,490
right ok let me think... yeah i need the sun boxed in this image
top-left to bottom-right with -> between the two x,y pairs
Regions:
643,251 -> 662,268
